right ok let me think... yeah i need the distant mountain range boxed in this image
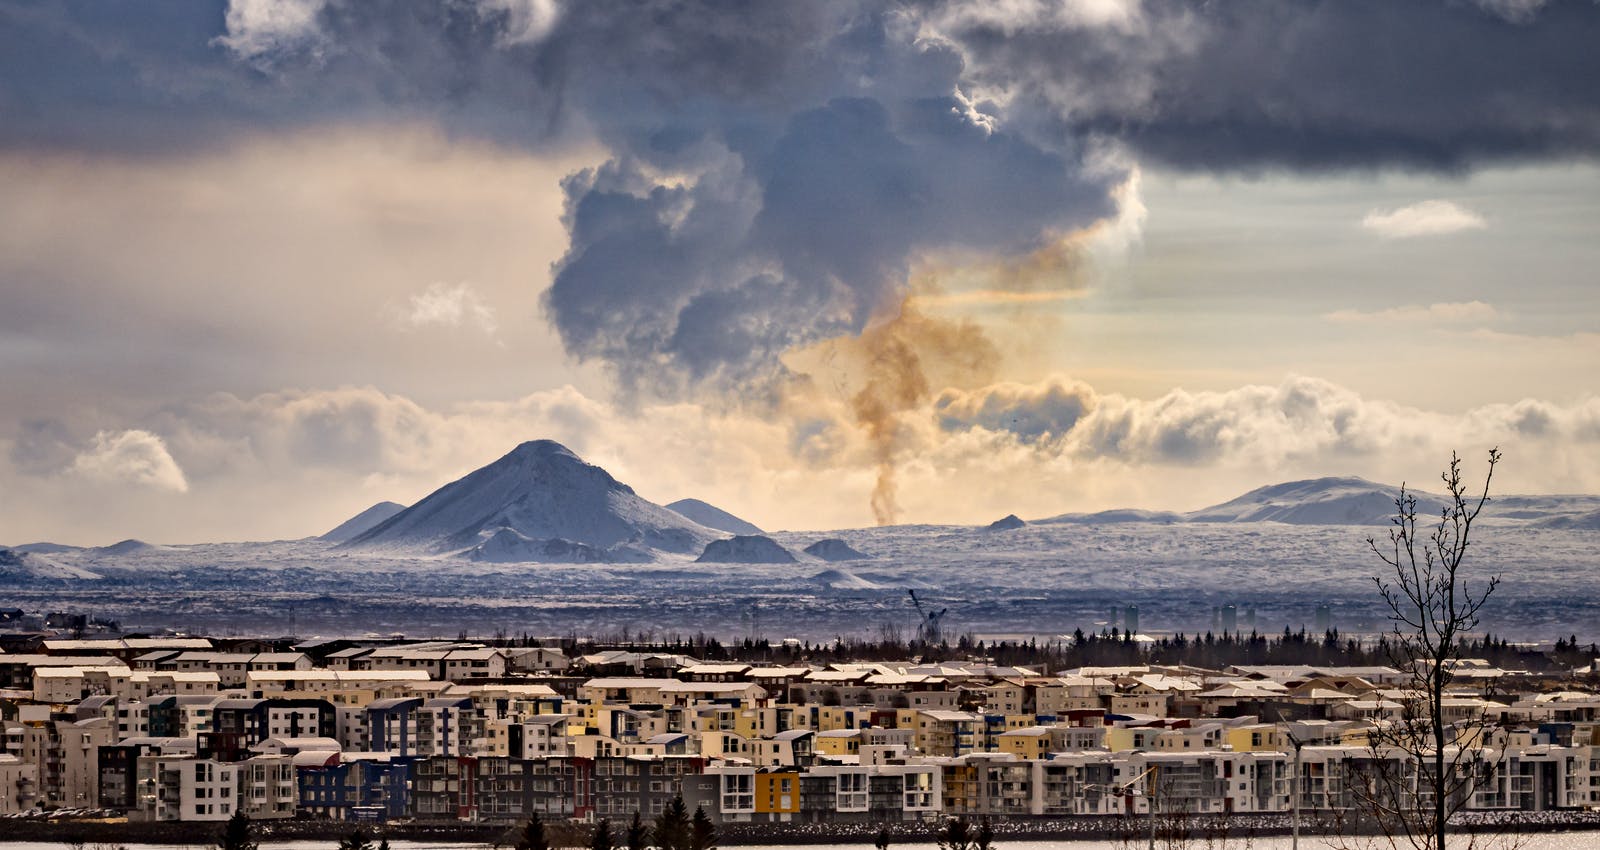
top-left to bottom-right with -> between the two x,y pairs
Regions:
7,444 -> 1599,577
1038,476 -> 1600,529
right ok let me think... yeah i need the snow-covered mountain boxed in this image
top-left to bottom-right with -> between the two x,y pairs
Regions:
666,498 -> 763,536
1034,477 -> 1600,528
346,440 -> 719,557
320,501 -> 407,543
1183,477 -> 1434,525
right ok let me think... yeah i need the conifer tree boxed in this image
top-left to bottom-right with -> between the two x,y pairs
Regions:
689,804 -> 717,850
514,812 -> 550,850
625,811 -> 649,850
653,794 -> 691,850
216,810 -> 257,850
336,828 -> 375,850
590,818 -> 614,850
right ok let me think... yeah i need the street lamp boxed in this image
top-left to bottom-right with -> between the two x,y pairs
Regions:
1086,765 -> 1158,850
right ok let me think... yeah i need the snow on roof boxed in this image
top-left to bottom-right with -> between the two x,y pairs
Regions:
3,654 -> 125,667
444,648 -> 503,660
34,666 -> 134,678
659,681 -> 764,695
583,677 -> 671,689
247,670 -> 431,683
259,736 -> 341,750
443,683 -> 560,698
126,638 -> 213,649
747,667 -> 811,677
681,663 -> 753,675
921,710 -> 983,722
806,670 -> 868,682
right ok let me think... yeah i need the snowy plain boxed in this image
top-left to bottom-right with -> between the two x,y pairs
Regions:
4,442 -> 1596,643
3,516 -> 1595,643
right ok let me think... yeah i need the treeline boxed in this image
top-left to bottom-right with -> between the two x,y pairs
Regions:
501,628 -> 1583,675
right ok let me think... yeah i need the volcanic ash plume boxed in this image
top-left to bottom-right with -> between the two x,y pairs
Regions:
848,300 -> 999,525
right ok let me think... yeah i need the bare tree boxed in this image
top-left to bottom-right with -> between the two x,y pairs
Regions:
1362,448 -> 1503,850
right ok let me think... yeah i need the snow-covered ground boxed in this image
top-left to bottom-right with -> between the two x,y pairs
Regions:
4,517 -> 1594,642
6,445 -> 1595,641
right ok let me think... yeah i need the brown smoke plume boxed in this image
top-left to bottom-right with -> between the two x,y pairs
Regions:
849,299 -> 999,525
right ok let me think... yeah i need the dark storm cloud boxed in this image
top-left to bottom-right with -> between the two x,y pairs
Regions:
946,0 -> 1600,171
4,0 -> 1598,393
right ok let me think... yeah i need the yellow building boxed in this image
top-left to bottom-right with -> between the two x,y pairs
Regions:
815,728 -> 862,758
996,727 -> 1052,760
754,771 -> 801,815
1226,724 -> 1287,753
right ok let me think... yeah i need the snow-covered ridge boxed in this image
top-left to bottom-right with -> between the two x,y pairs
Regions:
1040,476 -> 1600,529
320,501 -> 407,543
666,498 -> 763,536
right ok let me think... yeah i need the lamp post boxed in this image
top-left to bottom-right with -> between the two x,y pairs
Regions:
1086,765 -> 1158,850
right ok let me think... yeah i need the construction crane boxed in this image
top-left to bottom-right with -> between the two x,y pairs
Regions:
908,590 -> 948,645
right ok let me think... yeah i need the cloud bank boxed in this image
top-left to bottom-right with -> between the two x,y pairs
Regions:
1325,301 -> 1499,325
69,430 -> 189,494
1362,200 -> 1489,239
8,376 -> 1598,543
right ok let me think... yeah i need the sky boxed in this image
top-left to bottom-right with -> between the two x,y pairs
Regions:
1,0 -> 1598,544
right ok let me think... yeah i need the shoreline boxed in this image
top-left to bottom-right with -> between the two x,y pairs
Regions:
6,812 -> 1600,846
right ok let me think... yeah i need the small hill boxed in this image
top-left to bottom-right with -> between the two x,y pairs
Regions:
460,529 -> 610,564
1534,510 -> 1600,531
809,568 -> 889,590
803,538 -> 872,561
985,514 -> 1025,531
666,498 -> 763,536
1037,508 -> 1183,525
320,501 -> 407,543
346,440 -> 718,556
696,535 -> 797,564
0,548 -> 102,580
13,541 -> 83,554
87,539 -> 165,557
1187,477 -> 1445,526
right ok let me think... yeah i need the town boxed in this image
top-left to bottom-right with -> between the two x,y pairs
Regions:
4,624 -> 1600,843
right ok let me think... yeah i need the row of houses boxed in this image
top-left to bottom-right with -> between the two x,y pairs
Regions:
5,636 -> 1600,824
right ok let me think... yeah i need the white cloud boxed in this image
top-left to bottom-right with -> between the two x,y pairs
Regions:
934,0 -> 1146,34
216,0 -> 328,62
11,375 -> 1600,543
475,0 -> 563,46
69,430 -> 189,493
1361,200 -> 1488,239
394,282 -> 499,335
1474,0 -> 1548,24
1324,300 -> 1499,324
